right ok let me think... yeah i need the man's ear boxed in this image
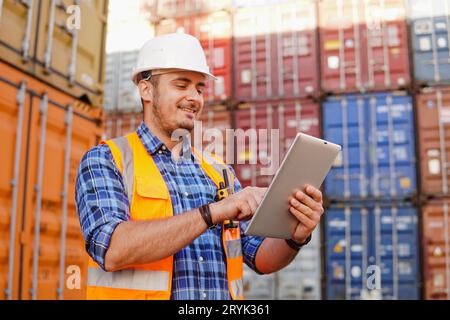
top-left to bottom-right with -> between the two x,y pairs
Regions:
138,80 -> 153,104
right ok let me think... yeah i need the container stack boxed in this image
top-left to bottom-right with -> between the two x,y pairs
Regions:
231,0 -> 322,300
0,0 -> 108,299
319,0 -> 421,299
409,0 -> 450,300
100,0 -> 450,300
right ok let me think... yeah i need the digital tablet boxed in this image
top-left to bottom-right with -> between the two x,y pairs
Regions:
244,133 -> 341,239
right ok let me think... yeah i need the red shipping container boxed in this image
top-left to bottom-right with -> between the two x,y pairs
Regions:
234,98 -> 320,188
155,0 -> 232,18
233,1 -> 319,101
319,0 -> 410,94
155,11 -> 232,102
416,88 -> 450,198
197,104 -> 233,163
422,198 -> 450,300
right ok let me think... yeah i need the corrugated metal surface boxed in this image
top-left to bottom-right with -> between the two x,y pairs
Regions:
0,61 -> 102,300
103,111 -> 143,140
104,51 -> 141,113
234,98 -> 320,188
422,198 -> 450,300
233,0 -> 319,101
319,0 -> 410,93
416,88 -> 450,198
0,0 -> 108,108
323,92 -> 417,201
155,0 -> 232,17
0,0 -> 39,74
155,10 -> 232,102
325,202 -> 420,300
409,0 -> 450,87
244,227 -> 321,300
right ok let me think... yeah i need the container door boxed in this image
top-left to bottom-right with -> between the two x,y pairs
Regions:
0,78 -> 30,300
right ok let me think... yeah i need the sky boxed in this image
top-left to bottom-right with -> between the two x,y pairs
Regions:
106,0 -> 155,53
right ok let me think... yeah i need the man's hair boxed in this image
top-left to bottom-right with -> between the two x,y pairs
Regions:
138,71 -> 160,114
137,70 -> 160,88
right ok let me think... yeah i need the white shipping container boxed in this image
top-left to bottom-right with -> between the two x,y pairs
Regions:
104,51 -> 141,113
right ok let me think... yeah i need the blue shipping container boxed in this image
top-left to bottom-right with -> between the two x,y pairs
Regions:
324,202 -> 420,300
409,0 -> 450,86
323,92 -> 417,201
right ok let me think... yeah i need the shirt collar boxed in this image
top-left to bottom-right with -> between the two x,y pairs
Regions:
136,121 -> 165,155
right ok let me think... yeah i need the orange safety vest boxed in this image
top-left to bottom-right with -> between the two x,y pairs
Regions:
86,132 -> 244,300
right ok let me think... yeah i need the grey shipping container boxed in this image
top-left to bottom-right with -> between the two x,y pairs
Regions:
243,227 -> 321,300
103,51 -> 141,113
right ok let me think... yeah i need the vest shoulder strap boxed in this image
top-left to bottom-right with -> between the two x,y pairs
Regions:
193,149 -> 235,189
102,134 -> 135,204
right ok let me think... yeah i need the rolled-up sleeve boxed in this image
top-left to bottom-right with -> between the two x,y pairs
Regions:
227,165 -> 265,274
75,144 -> 129,270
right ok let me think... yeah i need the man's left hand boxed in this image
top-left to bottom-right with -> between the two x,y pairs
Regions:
288,184 -> 324,244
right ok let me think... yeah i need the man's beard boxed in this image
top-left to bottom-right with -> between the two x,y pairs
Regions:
152,96 -> 194,137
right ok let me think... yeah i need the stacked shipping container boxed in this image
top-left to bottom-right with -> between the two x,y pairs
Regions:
100,0 -> 450,300
320,0 -> 421,299
415,88 -> 450,299
232,0 -> 322,300
408,0 -> 450,300
322,91 -> 421,299
0,0 -> 107,300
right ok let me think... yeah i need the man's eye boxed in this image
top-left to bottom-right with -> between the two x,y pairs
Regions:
176,84 -> 187,89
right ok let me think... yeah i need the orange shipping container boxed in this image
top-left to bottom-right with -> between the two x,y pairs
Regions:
0,61 -> 102,300
416,88 -> 450,198
422,198 -> 450,300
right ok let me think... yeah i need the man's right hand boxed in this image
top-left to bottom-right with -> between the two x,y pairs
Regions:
209,187 -> 268,224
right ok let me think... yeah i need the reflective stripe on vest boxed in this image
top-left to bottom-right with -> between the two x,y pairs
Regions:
113,136 -> 134,203
87,132 -> 244,300
226,239 -> 243,259
88,267 -> 169,291
230,279 -> 244,300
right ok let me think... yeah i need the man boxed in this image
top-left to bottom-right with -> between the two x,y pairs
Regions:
75,33 -> 324,300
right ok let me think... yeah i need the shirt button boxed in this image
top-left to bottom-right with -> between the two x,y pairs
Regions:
202,292 -> 207,299
184,192 -> 189,197
161,145 -> 166,151
158,150 -> 162,154
199,256 -> 204,262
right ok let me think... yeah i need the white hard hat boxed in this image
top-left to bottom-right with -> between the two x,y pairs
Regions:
131,33 -> 216,84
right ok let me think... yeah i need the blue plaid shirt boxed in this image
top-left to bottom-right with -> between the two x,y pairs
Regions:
75,121 -> 265,300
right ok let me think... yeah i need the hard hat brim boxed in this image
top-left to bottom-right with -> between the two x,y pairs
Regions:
132,67 -> 217,84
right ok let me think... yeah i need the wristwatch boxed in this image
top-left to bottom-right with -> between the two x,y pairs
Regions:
285,234 -> 312,251
199,203 -> 216,229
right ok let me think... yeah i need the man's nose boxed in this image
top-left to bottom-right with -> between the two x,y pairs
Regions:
186,87 -> 203,104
